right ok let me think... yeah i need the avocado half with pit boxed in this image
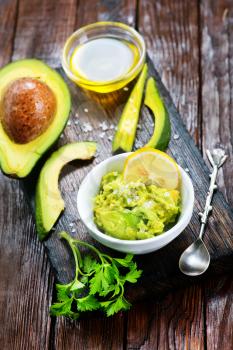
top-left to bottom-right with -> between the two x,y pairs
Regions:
0,59 -> 71,177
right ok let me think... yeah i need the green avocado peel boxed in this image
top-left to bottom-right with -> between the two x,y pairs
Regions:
35,142 -> 97,240
112,63 -> 148,153
144,77 -> 171,150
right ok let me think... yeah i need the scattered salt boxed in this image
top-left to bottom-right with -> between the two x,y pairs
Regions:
185,168 -> 190,173
137,124 -> 142,130
67,120 -> 71,126
71,229 -> 76,233
110,124 -> 115,130
84,108 -> 89,113
60,134 -> 64,139
69,223 -> 74,227
99,121 -> 108,131
108,135 -> 113,141
99,132 -> 105,139
82,122 -> 93,132
173,134 -> 179,140
123,86 -> 129,91
135,140 -> 143,148
143,200 -> 153,208
74,120 -> 79,125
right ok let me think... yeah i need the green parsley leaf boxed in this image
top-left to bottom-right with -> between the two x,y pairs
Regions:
113,254 -> 133,267
56,283 -> 72,302
102,296 -> 131,317
83,255 -> 100,274
50,298 -> 73,317
89,267 -> 110,294
50,232 -> 143,320
124,262 -> 142,283
70,280 -> 85,291
76,295 -> 100,312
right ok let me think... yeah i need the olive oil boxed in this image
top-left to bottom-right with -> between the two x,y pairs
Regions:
69,37 -> 140,92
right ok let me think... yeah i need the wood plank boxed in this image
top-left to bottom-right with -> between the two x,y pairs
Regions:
137,0 -> 201,143
0,0 -> 56,348
0,175 -> 53,349
127,285 -> 204,350
0,0 -> 18,66
12,0 -> 77,67
54,315 -> 125,350
200,1 -> 233,349
53,1 -> 137,349
126,1 -> 205,349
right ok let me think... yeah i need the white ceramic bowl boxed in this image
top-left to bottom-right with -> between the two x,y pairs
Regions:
77,153 -> 194,254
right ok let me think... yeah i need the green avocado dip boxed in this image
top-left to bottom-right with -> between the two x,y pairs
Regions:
93,172 -> 181,240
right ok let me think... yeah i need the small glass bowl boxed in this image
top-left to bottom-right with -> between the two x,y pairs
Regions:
62,22 -> 146,93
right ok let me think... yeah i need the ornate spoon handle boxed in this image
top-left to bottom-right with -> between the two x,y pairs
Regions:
198,149 -> 228,239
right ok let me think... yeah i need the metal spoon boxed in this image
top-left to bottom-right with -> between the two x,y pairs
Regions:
179,148 -> 228,276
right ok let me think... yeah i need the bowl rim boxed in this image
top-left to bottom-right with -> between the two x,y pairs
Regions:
62,21 -> 146,87
77,153 -> 195,246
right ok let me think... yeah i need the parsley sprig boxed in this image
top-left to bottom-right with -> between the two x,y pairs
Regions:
50,231 -> 142,319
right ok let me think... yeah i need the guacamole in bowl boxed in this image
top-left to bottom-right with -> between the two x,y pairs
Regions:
94,171 -> 181,240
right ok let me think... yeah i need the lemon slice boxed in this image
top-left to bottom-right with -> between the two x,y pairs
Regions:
123,147 -> 180,189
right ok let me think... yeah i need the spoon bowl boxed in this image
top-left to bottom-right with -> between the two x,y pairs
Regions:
179,238 -> 210,276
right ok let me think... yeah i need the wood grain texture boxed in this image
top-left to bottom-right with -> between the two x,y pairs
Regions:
127,285 -> 204,350
12,0 -> 77,67
0,0 -> 18,66
0,1 -> 233,349
200,1 -> 233,349
0,1 -> 54,348
137,0 -> 200,143
0,175 -> 53,350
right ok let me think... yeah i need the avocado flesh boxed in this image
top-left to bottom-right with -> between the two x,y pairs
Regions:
144,77 -> 171,150
0,59 -> 71,177
36,142 -> 97,240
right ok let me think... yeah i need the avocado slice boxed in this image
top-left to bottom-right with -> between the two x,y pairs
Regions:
0,59 -> 71,177
36,142 -> 97,240
112,64 -> 148,153
144,77 -> 171,150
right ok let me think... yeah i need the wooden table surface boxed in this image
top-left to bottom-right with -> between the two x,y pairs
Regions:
0,0 -> 232,349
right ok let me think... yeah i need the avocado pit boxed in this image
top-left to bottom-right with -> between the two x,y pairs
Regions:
1,77 -> 56,144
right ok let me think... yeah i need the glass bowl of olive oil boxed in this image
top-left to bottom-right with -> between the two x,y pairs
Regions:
62,22 -> 146,93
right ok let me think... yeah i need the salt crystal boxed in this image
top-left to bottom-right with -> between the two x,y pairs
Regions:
82,122 -> 93,132
67,120 -> 71,126
99,132 -> 105,139
99,121 -> 108,131
74,120 -> 79,125
110,124 -> 115,130
71,229 -> 76,233
185,168 -> 190,173
108,135 -> 113,141
137,124 -> 142,130
69,223 -> 74,227
135,141 -> 143,148
84,108 -> 89,113
60,134 -> 64,139
143,200 -> 153,208
173,134 -> 179,140
123,86 -> 129,91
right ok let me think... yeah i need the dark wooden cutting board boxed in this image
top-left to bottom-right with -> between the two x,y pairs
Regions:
22,57 -> 233,302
